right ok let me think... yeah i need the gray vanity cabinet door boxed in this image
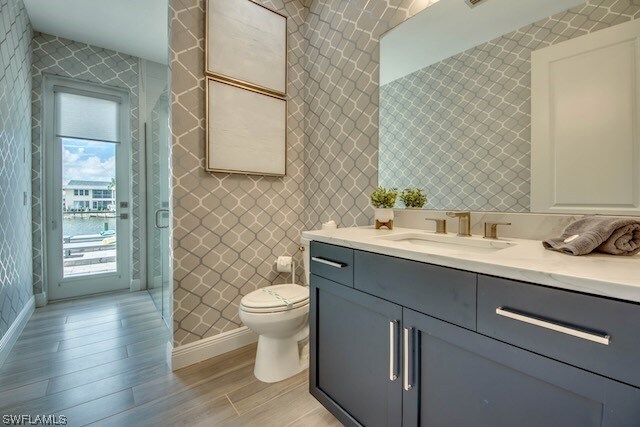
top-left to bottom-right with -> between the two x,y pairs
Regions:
403,308 -> 640,427
310,274 -> 403,427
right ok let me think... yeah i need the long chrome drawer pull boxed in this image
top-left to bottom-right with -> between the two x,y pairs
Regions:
403,327 -> 413,391
496,307 -> 610,346
389,320 -> 398,381
311,257 -> 347,269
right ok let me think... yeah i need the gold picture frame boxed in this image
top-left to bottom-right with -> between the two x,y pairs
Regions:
205,76 -> 287,176
205,0 -> 288,97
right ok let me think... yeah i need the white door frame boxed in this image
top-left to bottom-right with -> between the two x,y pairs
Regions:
43,74 -> 133,301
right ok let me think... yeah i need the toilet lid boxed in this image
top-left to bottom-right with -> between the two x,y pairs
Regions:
240,284 -> 309,313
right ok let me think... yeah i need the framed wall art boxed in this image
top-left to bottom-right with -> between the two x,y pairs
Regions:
206,76 -> 287,176
206,0 -> 287,96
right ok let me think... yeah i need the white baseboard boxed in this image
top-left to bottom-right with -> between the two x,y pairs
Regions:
0,296 -> 35,367
34,292 -> 47,307
171,326 -> 257,371
130,279 -> 142,292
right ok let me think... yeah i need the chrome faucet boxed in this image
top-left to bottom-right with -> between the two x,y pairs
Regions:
446,211 -> 471,237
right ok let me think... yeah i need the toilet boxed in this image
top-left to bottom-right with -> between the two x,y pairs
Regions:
239,236 -> 312,383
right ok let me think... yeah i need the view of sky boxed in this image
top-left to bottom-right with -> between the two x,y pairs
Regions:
62,139 -> 116,184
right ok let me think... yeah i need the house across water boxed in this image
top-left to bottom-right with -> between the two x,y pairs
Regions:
63,180 -> 116,211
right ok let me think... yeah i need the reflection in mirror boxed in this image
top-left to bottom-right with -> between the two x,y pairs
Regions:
378,0 -> 609,212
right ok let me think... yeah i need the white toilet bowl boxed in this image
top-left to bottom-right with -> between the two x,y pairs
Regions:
240,284 -> 309,383
239,237 -> 312,383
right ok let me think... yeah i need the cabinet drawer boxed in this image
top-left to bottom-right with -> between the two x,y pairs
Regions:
310,241 -> 354,287
354,251 -> 476,330
478,275 -> 640,388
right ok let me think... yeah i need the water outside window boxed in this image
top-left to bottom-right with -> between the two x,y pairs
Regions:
46,80 -> 130,300
62,138 -> 117,277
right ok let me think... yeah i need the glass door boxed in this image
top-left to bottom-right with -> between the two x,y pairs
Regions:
146,93 -> 171,324
45,77 -> 131,300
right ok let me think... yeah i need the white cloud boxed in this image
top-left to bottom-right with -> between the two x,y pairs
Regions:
63,148 -> 115,183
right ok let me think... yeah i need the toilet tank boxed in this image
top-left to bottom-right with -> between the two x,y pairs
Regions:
300,235 -> 311,286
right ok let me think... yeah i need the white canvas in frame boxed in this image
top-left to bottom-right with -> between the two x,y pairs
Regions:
207,78 -> 286,176
207,0 -> 287,95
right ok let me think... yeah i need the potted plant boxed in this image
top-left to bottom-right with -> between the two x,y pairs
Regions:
400,188 -> 427,209
370,186 -> 397,228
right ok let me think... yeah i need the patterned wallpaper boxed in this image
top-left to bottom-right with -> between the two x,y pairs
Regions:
303,0 -> 438,230
171,0 -> 307,346
380,0 -> 640,212
31,33 -> 141,294
169,0 -> 640,348
169,0 -> 435,346
0,0 -> 33,339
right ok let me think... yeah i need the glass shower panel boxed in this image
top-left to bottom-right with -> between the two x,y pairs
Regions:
146,92 -> 171,325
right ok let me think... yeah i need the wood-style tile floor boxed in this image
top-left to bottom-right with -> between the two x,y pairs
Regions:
0,291 -> 340,427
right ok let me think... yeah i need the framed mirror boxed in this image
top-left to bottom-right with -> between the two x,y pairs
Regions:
379,0 -> 640,214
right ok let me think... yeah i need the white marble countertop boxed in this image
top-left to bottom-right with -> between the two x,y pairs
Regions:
303,227 -> 640,303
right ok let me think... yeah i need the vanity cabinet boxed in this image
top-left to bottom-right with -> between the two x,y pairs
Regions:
309,242 -> 640,427
310,274 -> 403,427
403,308 -> 640,427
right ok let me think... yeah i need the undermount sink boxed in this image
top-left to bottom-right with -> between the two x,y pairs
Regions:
375,232 -> 516,253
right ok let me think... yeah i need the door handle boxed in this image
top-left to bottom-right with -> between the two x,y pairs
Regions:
389,320 -> 399,381
403,327 -> 414,391
155,209 -> 170,229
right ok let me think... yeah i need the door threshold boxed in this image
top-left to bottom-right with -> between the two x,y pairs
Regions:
47,288 -> 138,304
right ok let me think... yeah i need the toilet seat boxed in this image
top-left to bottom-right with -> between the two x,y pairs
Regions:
240,284 -> 309,314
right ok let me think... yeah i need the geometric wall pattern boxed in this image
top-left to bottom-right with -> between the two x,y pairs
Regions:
31,33 -> 141,294
303,0 -> 439,230
170,0 -> 640,347
0,0 -> 33,340
380,0 -> 640,212
171,0 -> 308,345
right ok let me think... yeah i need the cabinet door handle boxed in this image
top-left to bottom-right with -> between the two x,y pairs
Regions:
389,320 -> 398,381
311,257 -> 347,269
496,307 -> 610,346
403,327 -> 413,391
